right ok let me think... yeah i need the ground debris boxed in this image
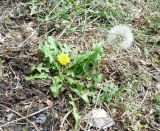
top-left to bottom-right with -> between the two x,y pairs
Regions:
36,114 -> 47,124
83,108 -> 115,129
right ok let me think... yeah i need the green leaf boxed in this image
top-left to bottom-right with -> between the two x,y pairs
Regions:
69,101 -> 81,130
50,76 -> 63,97
72,84 -> 89,104
66,28 -> 73,33
81,93 -> 89,104
53,61 -> 61,71
52,76 -> 63,83
31,64 -> 50,73
38,41 -> 55,64
38,37 -> 62,70
95,73 -> 103,83
38,36 -> 62,64
102,92 -> 111,102
87,43 -> 103,65
26,73 -> 49,80
114,86 -> 129,96
70,43 -> 103,75
62,43 -> 72,53
50,84 -> 62,97
47,36 -> 61,53
101,83 -> 117,102
71,51 -> 91,68
66,77 -> 75,85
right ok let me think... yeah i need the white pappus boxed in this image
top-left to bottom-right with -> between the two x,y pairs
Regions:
107,24 -> 134,49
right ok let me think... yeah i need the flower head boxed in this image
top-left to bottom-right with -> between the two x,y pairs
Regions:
57,53 -> 70,66
107,24 -> 134,49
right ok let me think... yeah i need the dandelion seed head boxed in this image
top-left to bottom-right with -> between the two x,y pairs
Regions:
107,24 -> 134,49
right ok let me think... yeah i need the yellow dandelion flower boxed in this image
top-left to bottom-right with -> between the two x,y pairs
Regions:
57,53 -> 70,66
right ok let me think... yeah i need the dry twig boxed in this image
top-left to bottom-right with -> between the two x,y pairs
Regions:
0,105 -> 50,129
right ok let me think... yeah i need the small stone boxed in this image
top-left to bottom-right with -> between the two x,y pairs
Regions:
36,114 -> 47,124
153,72 -> 160,82
5,113 -> 14,121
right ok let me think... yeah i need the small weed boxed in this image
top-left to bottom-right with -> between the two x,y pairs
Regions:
101,82 -> 132,102
27,36 -> 105,128
27,36 -> 104,99
69,95 -> 81,130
